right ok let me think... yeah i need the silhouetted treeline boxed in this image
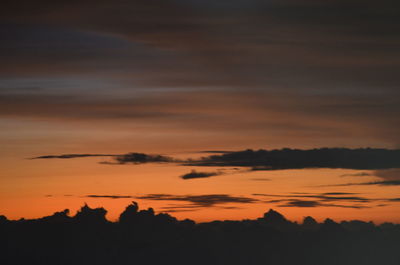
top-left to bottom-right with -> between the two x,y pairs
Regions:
2,202 -> 400,265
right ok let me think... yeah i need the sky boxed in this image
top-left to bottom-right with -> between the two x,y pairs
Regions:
1,0 -> 400,223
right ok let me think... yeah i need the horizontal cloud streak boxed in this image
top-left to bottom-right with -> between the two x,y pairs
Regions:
253,192 -> 400,208
31,154 -> 117,159
113,152 -> 173,164
135,194 -> 258,207
323,180 -> 400,187
278,199 -> 368,209
82,193 -> 258,208
188,148 -> 400,170
33,148 -> 400,172
180,170 -> 222,180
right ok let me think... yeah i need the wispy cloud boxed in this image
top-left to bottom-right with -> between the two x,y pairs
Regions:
31,154 -> 117,159
319,180 -> 400,187
340,172 -> 372,178
135,194 -> 258,208
180,170 -> 222,180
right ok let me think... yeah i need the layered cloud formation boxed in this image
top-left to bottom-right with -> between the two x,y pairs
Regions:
33,148 -> 400,171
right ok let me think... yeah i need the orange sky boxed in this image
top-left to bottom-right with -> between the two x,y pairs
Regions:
1,1 -> 399,224
1,143 -> 399,223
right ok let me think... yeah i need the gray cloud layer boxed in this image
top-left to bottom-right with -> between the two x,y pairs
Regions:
2,0 -> 399,90
33,148 -> 400,172
1,0 -> 399,149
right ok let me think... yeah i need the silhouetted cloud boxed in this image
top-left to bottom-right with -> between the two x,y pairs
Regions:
32,151 -> 175,165
158,205 -> 204,213
112,152 -> 174,164
86,195 -> 134,199
278,199 -> 368,209
180,170 -> 221,180
197,150 -> 232,154
31,154 -> 117,159
251,192 -> 400,209
135,194 -> 258,207
81,193 -> 258,208
321,192 -> 359,196
33,148 -> 400,172
3,202 -> 400,265
254,193 -> 371,203
188,148 -> 400,170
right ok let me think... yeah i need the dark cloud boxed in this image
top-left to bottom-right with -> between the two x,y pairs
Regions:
252,192 -> 400,208
158,205 -> 204,213
278,199 -> 368,209
33,148 -> 400,172
364,181 -> 400,186
1,1 -> 399,91
196,151 -> 232,154
253,192 -> 400,208
1,0 -> 399,149
30,152 -> 174,165
180,170 -> 221,180
86,195 -> 133,199
321,192 -> 359,196
254,193 -> 371,203
188,148 -> 400,170
135,194 -> 258,207
31,154 -> 116,159
112,152 -> 174,164
82,193 -> 258,208
324,180 -> 400,187
3,202 -> 400,265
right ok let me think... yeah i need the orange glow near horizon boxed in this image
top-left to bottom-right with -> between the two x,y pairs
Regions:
1,150 -> 399,224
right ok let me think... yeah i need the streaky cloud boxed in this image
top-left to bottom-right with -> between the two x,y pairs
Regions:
187,148 -> 400,170
32,148 -> 400,172
180,170 -> 222,180
135,194 -> 258,207
113,152 -> 174,164
320,180 -> 400,187
30,154 -> 117,159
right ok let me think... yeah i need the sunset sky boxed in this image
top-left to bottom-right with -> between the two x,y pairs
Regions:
1,0 -> 399,223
